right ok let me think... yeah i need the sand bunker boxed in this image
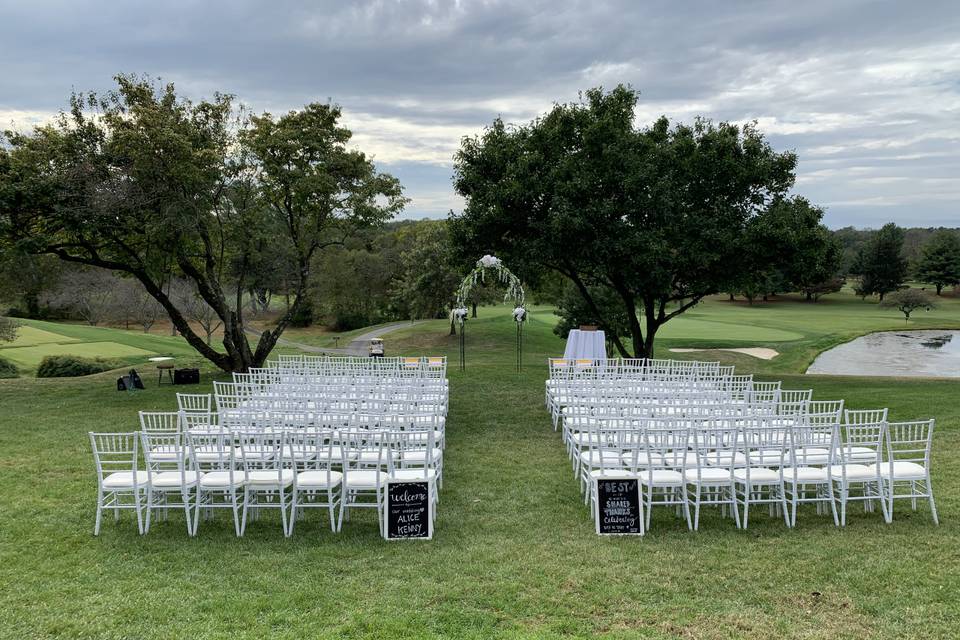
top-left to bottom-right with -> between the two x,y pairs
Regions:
670,347 -> 780,360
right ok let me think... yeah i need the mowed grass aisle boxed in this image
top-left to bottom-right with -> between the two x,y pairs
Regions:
0,304 -> 958,639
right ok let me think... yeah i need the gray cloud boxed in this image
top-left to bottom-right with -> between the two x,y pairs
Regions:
1,0 -> 958,225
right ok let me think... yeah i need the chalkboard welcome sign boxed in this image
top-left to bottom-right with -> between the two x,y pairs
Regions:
594,478 -> 643,535
385,480 -> 432,540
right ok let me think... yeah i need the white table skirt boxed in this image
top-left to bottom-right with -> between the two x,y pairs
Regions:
562,329 -> 607,360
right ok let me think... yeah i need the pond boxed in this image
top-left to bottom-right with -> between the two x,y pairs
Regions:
807,330 -> 960,378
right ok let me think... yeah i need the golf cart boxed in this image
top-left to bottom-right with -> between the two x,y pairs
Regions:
368,337 -> 384,358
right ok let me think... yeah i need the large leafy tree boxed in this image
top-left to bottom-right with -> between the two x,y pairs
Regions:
915,230 -> 960,295
389,221 -> 463,332
0,76 -> 405,371
737,196 -> 843,302
851,222 -> 908,301
451,86 -> 796,358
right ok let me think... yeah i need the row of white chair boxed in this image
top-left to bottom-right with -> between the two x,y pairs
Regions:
546,358 -> 939,531
90,426 -> 440,537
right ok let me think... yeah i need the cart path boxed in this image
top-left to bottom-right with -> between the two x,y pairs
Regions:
245,320 -> 428,356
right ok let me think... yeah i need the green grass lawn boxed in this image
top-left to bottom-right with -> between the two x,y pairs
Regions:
0,319 -> 203,374
0,296 -> 958,639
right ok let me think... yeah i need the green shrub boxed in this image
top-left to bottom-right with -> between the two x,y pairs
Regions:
330,310 -> 375,332
0,355 -> 18,379
36,355 -> 116,378
288,299 -> 314,328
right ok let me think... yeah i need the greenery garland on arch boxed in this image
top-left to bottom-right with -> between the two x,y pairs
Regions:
451,255 -> 527,371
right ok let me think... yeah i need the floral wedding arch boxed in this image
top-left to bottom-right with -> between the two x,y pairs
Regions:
451,254 -> 526,371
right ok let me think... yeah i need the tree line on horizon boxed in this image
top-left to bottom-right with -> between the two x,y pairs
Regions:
1,79 -> 958,369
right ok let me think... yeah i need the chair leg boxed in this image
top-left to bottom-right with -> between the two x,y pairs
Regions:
692,485 -> 701,531
135,493 -> 144,535
94,494 -> 104,536
144,491 -> 153,534
742,486 -> 750,530
928,479 -> 939,526
280,489 -> 290,537
328,487 -> 337,532
839,484 -> 847,527
288,491 -> 298,537
240,489 -> 250,536
729,488 -> 741,529
231,491 -> 242,537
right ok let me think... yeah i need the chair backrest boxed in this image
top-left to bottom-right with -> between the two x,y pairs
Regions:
176,393 -> 212,413
139,411 -> 181,433
691,424 -> 740,472
789,423 -> 837,466
807,400 -> 844,427
839,409 -> 887,464
886,419 -> 935,468
180,410 -> 219,432
289,428 -> 340,472
740,422 -> 789,471
234,429 -> 289,481
89,432 -> 139,487
643,424 -> 689,470
186,427 -> 237,473
140,430 -> 193,476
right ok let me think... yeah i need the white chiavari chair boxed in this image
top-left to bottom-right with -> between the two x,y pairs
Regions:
873,419 -> 938,524
831,409 -> 889,526
140,430 -> 201,535
89,432 -> 146,535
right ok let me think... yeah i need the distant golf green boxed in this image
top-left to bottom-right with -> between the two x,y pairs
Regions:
0,319 -> 201,373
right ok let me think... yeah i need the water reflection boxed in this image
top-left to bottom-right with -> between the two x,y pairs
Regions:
807,330 -> 960,378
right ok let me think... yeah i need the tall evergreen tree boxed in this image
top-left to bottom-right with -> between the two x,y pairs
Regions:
915,230 -> 960,295
850,222 -> 908,301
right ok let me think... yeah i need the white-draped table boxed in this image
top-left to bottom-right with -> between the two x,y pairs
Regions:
562,329 -> 607,360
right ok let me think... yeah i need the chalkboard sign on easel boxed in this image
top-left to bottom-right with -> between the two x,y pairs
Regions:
594,477 -> 643,536
384,480 -> 432,540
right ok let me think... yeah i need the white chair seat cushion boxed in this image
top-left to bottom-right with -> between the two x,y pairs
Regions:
580,449 -> 625,465
793,448 -> 831,466
589,469 -> 635,479
684,467 -> 733,483
620,451 -> 662,466
280,445 -> 316,462
734,468 -> 781,483
151,471 -> 203,488
147,448 -> 184,462
639,469 -> 684,485
829,464 -> 877,480
344,469 -> 383,488
390,469 -> 438,481
193,447 -> 241,463
296,470 -> 344,488
200,471 -> 243,488
751,451 -> 786,466
357,450 -> 393,464
102,471 -> 149,489
400,448 -> 443,463
705,452 -> 746,466
866,461 -> 927,479
246,470 -> 294,486
314,446 -> 354,461
784,466 -> 829,483
838,446 -> 876,462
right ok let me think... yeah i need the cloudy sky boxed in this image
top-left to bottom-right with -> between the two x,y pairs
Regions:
2,0 -> 958,227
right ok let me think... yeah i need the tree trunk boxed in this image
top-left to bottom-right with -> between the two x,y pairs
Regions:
728,293 -> 734,302
936,284 -> 943,295
471,302 -> 477,318
449,316 -> 457,336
